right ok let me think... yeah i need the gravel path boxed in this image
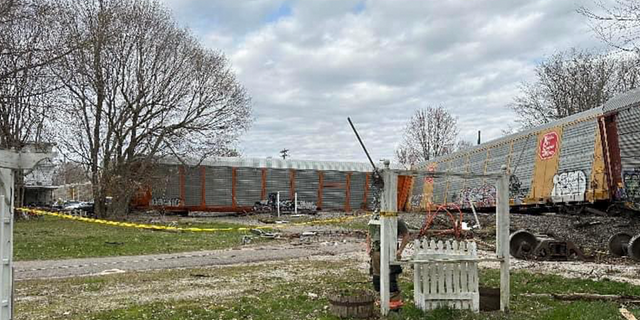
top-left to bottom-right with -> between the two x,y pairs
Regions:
15,240 -> 364,280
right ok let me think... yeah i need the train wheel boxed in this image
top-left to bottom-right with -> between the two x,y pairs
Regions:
510,230 -> 538,259
629,234 -> 640,262
608,232 -> 632,257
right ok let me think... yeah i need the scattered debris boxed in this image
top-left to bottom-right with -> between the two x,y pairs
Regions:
250,229 -> 281,239
620,308 -> 638,320
509,230 -> 590,261
95,269 -> 126,276
301,231 -> 318,237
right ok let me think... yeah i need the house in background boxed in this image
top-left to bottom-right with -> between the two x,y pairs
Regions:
23,159 -> 57,206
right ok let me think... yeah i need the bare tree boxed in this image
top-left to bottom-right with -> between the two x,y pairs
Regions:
53,0 -> 252,217
511,49 -> 640,127
0,0 -> 66,206
455,140 -> 474,151
395,106 -> 459,168
579,0 -> 640,53
52,161 -> 87,185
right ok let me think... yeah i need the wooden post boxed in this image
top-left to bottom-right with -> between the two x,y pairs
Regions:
379,167 -> 398,316
496,165 -> 510,312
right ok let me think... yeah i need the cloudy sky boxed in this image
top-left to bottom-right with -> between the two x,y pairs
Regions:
161,0 -> 610,163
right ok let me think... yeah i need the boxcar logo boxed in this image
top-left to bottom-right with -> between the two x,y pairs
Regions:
539,132 -> 559,160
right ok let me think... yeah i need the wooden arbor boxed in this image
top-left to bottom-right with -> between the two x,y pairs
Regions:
0,149 -> 52,320
378,165 -> 511,316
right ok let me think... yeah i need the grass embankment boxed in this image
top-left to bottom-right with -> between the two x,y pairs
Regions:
14,216 -> 261,261
15,256 -> 640,320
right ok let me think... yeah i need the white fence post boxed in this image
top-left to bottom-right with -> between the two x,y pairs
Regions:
0,169 -> 13,320
496,165 -> 510,311
294,192 -> 298,214
276,192 -> 280,217
0,149 -> 53,320
380,168 -> 398,316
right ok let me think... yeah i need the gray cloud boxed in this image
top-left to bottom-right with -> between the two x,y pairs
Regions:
162,0 -> 614,162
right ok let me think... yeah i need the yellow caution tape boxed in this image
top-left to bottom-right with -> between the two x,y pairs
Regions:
379,211 -> 398,217
16,208 -> 371,233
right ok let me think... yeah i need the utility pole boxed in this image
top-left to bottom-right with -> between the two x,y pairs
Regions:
280,149 -> 289,160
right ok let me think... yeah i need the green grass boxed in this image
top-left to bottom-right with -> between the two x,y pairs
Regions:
14,216 -> 266,261
21,261 -> 637,320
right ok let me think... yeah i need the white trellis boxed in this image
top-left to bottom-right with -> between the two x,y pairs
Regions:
0,149 -> 52,320
412,239 -> 479,311
378,165 -> 510,316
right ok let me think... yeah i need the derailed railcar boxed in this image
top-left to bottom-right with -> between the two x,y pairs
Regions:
409,88 -> 640,214
132,158 -> 388,213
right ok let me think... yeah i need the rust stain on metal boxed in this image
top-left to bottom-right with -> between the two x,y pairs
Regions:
201,166 -> 206,206
318,171 -> 324,209
345,172 -> 352,212
232,167 -> 237,208
179,166 -> 186,207
290,169 -> 296,200
261,168 -> 267,201
362,173 -> 370,209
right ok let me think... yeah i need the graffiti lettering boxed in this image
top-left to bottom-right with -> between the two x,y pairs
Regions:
410,194 -> 424,209
459,184 -> 496,208
551,171 -> 587,198
509,175 -> 529,204
151,198 -> 182,207
622,169 -> 640,205
252,193 -> 318,214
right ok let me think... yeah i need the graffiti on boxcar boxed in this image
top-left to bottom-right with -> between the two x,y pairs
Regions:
459,184 -> 496,208
622,169 -> 640,203
410,194 -> 424,209
151,197 -> 182,207
252,192 -> 317,213
509,175 -> 529,204
551,170 -> 587,197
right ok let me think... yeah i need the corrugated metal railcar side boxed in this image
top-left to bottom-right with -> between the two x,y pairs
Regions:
409,108 -> 606,211
133,158 -> 379,213
408,88 -> 640,212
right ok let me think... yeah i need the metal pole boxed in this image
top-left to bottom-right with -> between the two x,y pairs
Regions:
496,165 -> 510,312
277,192 -> 280,217
347,117 -> 377,172
294,192 -> 298,214
470,201 -> 481,229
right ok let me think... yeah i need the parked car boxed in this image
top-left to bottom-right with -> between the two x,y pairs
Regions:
63,201 -> 95,215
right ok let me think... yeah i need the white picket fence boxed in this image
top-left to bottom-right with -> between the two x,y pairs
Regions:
411,239 -> 479,312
